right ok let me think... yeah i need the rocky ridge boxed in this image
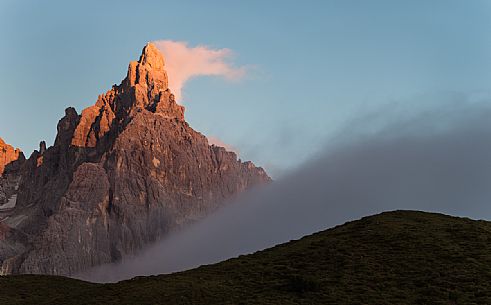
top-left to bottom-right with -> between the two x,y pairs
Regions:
0,43 -> 270,275
0,139 -> 24,206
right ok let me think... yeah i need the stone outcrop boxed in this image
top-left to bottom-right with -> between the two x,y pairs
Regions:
0,138 -> 23,176
0,43 -> 270,276
0,139 -> 25,206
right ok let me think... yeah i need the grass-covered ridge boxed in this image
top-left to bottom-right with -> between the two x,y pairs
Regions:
2,210 -> 491,304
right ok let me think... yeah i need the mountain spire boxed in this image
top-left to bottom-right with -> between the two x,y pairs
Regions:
0,43 -> 270,276
139,42 -> 165,70
71,42 -> 183,148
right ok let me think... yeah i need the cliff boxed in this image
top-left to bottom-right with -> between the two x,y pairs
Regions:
0,138 -> 23,176
0,43 -> 270,275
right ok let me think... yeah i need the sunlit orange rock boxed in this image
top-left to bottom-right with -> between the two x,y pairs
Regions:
0,43 -> 270,276
0,138 -> 23,176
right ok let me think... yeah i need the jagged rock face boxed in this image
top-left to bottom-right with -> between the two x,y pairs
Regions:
0,138 -> 23,176
0,139 -> 25,206
0,43 -> 270,276
71,43 -> 180,149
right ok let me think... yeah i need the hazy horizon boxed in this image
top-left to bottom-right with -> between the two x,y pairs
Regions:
80,99 -> 491,282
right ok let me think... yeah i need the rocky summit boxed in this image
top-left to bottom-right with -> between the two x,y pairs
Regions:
0,43 -> 270,276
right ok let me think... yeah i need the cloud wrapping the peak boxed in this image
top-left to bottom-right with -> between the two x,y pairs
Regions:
153,40 -> 246,102
79,100 -> 491,283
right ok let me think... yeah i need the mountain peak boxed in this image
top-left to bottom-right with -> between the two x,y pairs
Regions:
0,43 -> 270,276
126,43 -> 168,93
139,42 -> 165,71
71,43 -> 183,147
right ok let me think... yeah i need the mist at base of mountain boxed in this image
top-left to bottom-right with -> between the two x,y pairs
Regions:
2,210 -> 491,304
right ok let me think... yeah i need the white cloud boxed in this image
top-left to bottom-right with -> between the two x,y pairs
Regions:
153,40 -> 246,103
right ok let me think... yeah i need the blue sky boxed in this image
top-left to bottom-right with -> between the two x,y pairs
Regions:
1,0 -> 491,177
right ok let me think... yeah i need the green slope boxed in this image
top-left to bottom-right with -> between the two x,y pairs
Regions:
2,210 -> 491,304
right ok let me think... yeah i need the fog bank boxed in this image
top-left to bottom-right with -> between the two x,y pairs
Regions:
79,102 -> 491,283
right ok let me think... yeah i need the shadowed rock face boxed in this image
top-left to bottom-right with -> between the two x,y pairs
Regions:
0,43 -> 270,276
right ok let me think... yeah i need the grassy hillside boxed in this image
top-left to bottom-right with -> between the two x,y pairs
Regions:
2,210 -> 491,304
